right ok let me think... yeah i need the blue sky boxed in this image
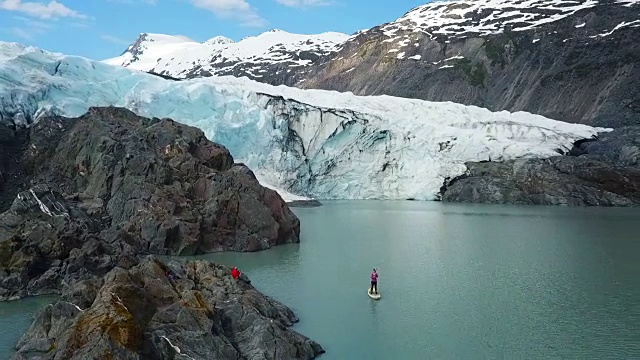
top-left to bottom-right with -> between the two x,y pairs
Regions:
0,0 -> 429,60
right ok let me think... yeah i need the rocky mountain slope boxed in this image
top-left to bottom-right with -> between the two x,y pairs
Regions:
106,0 -> 640,128
103,30 -> 349,85
302,0 -> 640,128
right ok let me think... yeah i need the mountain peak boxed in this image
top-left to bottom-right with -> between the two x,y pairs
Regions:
123,33 -> 195,55
204,36 -> 235,46
103,28 -> 349,80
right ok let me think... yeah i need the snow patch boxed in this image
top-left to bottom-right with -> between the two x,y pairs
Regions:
378,0 -> 601,38
616,0 -> 640,6
161,336 -> 196,360
589,20 -> 640,38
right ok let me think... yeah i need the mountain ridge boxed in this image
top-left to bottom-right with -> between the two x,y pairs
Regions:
300,0 -> 640,127
104,29 -> 350,84
103,0 -> 640,128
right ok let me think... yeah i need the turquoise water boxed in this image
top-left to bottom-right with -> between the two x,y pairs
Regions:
191,201 -> 640,359
0,295 -> 57,359
1,201 -> 639,359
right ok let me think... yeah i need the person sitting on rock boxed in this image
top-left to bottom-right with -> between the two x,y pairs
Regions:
231,266 -> 241,279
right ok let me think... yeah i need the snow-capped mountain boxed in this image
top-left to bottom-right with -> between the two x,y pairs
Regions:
104,0 -> 640,128
2,42 -> 602,201
300,0 -> 640,127
104,29 -> 349,83
369,0 -> 630,39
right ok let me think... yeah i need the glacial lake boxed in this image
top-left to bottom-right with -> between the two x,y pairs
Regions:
1,200 -> 639,359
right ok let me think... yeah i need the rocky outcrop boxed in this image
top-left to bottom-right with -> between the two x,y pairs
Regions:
12,256 -> 324,360
1,107 -> 324,358
0,106 -> 302,300
441,126 -> 640,206
300,0 -> 640,128
12,106 -> 300,254
0,184 -> 140,300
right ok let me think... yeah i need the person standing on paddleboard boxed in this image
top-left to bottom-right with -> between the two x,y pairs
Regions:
370,269 -> 379,294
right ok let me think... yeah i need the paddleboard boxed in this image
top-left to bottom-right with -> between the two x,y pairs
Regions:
368,288 -> 381,300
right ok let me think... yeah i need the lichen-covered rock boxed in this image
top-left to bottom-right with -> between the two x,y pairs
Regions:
13,257 -> 324,360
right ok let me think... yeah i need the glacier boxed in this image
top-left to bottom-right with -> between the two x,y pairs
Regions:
0,41 -> 607,201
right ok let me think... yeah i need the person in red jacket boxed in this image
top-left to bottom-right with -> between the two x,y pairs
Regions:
231,266 -> 240,279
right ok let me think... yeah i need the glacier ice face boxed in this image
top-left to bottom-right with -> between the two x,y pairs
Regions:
0,41 -> 606,200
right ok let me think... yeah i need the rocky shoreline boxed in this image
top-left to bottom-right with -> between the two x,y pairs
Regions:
287,199 -> 323,208
441,126 -> 640,207
0,107 -> 324,359
12,257 -> 323,360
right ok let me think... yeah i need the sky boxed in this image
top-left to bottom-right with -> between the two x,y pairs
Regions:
0,0 -> 430,61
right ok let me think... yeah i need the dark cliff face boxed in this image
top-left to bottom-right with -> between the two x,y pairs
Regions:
441,126 -> 640,206
298,0 -> 640,128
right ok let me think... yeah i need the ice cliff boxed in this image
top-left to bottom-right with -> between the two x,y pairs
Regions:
0,42 -> 606,200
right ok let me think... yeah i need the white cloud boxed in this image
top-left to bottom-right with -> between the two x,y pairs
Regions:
0,0 -> 86,19
188,0 -> 266,27
101,34 -> 132,45
275,0 -> 331,7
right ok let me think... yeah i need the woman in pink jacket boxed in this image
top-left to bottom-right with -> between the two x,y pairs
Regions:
370,268 -> 379,294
